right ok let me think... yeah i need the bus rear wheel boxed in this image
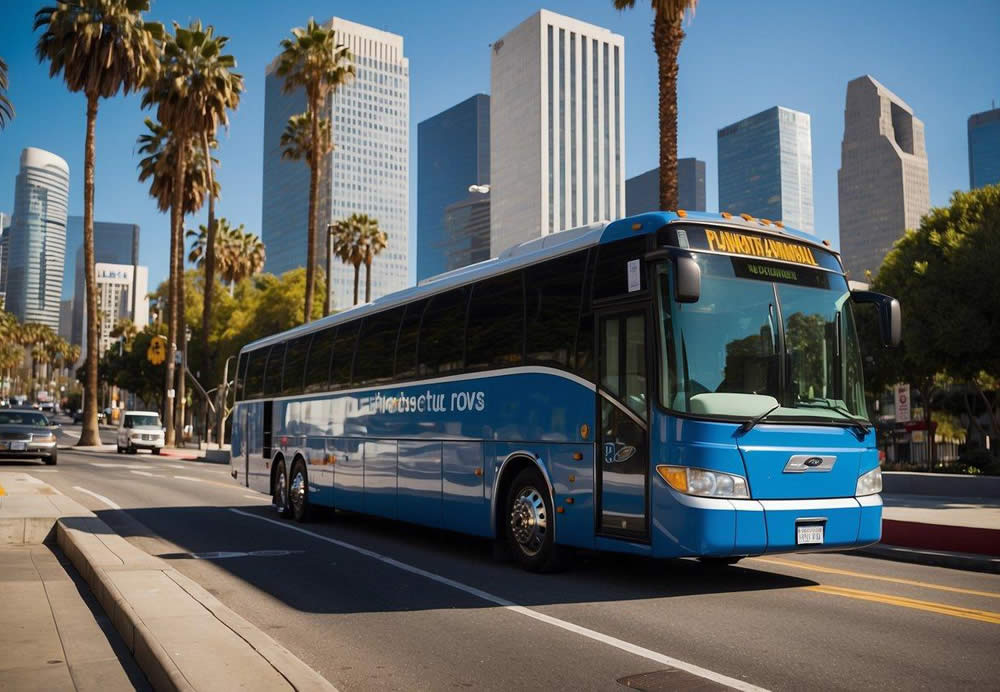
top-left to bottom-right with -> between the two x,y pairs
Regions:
273,459 -> 291,518
289,459 -> 311,523
505,468 -> 564,573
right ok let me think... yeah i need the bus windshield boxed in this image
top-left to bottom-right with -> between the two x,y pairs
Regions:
656,253 -> 868,424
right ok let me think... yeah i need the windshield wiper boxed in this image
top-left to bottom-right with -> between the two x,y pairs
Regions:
795,399 -> 871,438
737,404 -> 782,436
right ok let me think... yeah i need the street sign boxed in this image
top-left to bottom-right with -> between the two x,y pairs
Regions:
147,335 -> 167,365
894,383 -> 911,423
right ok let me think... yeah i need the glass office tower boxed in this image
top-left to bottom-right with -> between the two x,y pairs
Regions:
625,158 -> 706,216
417,94 -> 489,282
968,107 -> 1000,189
718,106 -> 814,233
5,148 -> 69,330
262,17 -> 409,309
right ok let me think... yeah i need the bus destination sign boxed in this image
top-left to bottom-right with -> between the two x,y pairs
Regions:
704,228 -> 820,267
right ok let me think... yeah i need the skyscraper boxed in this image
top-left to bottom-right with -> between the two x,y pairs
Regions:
417,94 -> 489,281
67,218 -> 141,346
968,106 -> 1000,189
717,106 -> 814,233
440,188 -> 491,275
88,263 -> 149,356
838,76 -> 930,280
0,212 -> 10,305
262,17 -> 409,308
5,148 -> 69,330
625,158 -> 706,216
490,10 -> 625,256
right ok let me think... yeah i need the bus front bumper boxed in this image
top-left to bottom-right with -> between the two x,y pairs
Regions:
652,488 -> 882,558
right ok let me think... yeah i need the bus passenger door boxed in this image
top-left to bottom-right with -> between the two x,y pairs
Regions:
597,311 -> 650,540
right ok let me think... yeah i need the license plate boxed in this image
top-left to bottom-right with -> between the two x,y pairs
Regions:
9,441 -> 27,451
797,524 -> 824,545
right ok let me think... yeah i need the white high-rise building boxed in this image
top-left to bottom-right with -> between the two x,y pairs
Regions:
84,263 -> 149,357
490,10 -> 625,256
262,17 -> 409,308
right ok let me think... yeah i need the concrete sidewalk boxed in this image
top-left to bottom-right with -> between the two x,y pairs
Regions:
0,472 -> 335,691
0,543 -> 148,691
860,493 -> 1000,573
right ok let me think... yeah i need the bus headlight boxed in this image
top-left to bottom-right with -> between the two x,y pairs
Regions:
656,465 -> 750,499
856,467 -> 882,496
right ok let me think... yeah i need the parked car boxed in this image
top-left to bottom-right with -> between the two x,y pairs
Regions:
72,409 -> 84,424
116,411 -> 164,455
0,409 -> 59,465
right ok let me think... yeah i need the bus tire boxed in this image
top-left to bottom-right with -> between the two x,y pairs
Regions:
505,467 -> 564,573
289,459 -> 311,523
273,458 -> 291,518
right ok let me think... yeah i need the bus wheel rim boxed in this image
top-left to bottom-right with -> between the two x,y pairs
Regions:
275,468 -> 286,509
510,486 -> 547,556
290,469 -> 306,514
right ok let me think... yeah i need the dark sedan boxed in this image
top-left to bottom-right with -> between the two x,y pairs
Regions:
0,410 -> 59,465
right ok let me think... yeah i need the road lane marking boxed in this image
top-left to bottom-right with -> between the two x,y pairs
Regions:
72,486 -> 121,510
129,470 -> 158,477
230,509 -> 768,692
804,585 -> 1000,625
174,475 -> 247,492
244,494 -> 266,500
164,464 -> 186,469
752,557 -> 1000,600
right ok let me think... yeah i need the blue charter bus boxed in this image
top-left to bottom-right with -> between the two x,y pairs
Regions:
230,211 -> 900,571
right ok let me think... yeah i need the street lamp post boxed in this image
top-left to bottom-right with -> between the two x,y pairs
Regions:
325,222 -> 335,317
217,354 -> 236,447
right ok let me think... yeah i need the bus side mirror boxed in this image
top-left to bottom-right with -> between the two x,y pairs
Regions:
674,255 -> 701,303
852,290 -> 901,347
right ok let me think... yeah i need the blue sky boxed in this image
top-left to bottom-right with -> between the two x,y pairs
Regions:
1,0 -> 997,291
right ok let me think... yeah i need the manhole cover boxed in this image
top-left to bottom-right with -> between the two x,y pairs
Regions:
618,669 -> 731,691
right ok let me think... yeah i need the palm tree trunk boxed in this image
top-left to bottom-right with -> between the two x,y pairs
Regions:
303,101 -> 320,323
201,131 -> 216,395
176,236 -> 187,448
654,13 -> 683,211
352,263 -> 360,306
365,258 -> 372,303
79,92 -> 101,446
164,135 -> 187,446
324,225 -> 332,316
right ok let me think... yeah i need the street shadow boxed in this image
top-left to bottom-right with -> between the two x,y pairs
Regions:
0,459 -> 51,467
74,503 -> 819,617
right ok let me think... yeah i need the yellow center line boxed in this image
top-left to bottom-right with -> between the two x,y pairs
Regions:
749,556 -> 1000,600
0,483 -> 5,496
804,585 -> 1000,625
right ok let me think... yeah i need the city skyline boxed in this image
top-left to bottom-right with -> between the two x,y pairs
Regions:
625,158 -> 706,215
0,1 -> 997,291
968,106 -> 1000,189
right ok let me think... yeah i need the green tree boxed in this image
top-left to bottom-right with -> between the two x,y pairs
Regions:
330,216 -> 364,306
874,184 -> 1000,463
0,56 -> 13,129
613,0 -> 698,210
358,216 -> 388,304
137,118 -> 219,218
142,20 -> 241,446
35,0 -> 161,446
276,18 -> 354,322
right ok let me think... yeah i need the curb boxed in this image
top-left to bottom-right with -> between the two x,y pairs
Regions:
882,518 -> 1000,556
53,510 -> 336,691
853,543 -> 1000,574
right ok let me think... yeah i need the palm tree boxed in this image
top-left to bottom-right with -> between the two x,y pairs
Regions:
281,112 -> 334,314
276,19 -> 354,322
232,228 -> 266,290
0,57 -> 14,129
137,118 -> 218,217
35,0 -> 161,446
187,217 -> 249,295
614,0 -> 698,210
142,20 -> 242,447
329,217 -> 363,306
358,216 -> 388,303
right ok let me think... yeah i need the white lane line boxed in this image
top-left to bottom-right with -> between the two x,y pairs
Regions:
164,464 -> 186,469
244,494 -> 266,500
173,475 -> 203,483
129,470 -> 158,477
33,469 -> 59,473
72,486 -> 121,510
230,509 -> 767,692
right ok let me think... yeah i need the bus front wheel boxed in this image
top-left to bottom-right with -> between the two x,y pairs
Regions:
273,459 -> 291,518
505,468 -> 564,573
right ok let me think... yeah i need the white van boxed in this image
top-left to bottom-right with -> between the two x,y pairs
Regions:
116,411 -> 164,455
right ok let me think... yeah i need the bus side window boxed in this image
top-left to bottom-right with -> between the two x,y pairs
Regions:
355,308 -> 404,386
575,248 -> 596,381
466,272 -> 524,371
525,251 -> 587,369
282,334 -> 312,396
263,343 -> 285,397
394,299 -> 427,381
331,321 -> 360,389
244,348 -> 266,400
418,287 -> 470,376
304,327 -> 336,393
592,237 -> 647,300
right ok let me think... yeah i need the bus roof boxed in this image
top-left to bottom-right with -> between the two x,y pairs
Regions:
241,211 -> 834,353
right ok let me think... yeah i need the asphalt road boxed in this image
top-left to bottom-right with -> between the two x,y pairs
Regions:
9,417 -> 999,691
